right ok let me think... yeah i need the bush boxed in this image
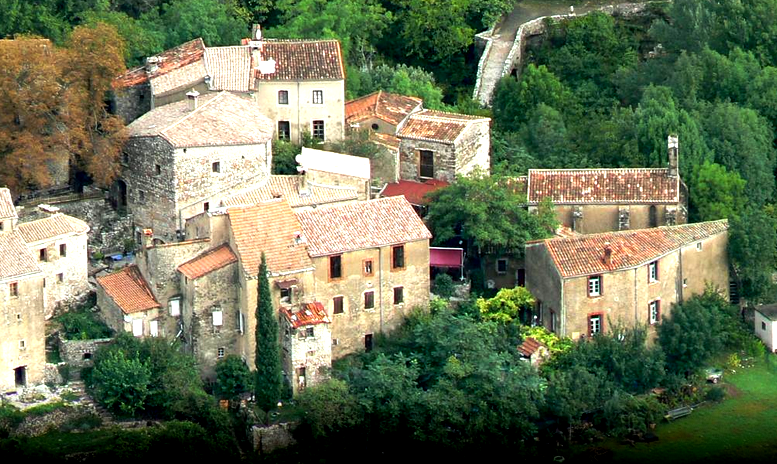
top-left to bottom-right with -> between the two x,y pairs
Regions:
705,385 -> 727,403
602,392 -> 665,437
92,350 -> 150,416
0,402 -> 24,438
56,308 -> 112,340
25,401 -> 68,417
433,273 -> 455,298
59,411 -> 102,432
215,355 -> 253,401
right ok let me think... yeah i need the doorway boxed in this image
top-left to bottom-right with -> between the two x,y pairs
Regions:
14,366 -> 26,387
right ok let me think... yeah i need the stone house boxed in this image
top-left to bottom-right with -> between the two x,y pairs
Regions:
117,90 -> 274,243
113,31 -> 347,144
295,196 -> 433,357
525,220 -> 729,340
280,302 -> 332,395
96,264 -> 162,337
345,90 -> 422,135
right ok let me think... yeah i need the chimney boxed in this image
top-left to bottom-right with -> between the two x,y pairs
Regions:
250,24 -> 263,68
145,56 -> 160,73
668,134 -> 679,178
297,166 -> 309,196
186,89 -> 199,111
603,242 -> 613,267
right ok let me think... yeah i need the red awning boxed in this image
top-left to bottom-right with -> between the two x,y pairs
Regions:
430,247 -> 463,268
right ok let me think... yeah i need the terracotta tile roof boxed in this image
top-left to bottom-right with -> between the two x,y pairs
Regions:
518,338 -> 545,357
255,39 -> 344,81
128,91 -> 273,148
227,200 -> 314,276
398,110 -> 490,144
370,132 -> 400,151
0,231 -> 41,281
17,214 -> 89,244
381,179 -> 449,206
0,188 -> 17,219
296,196 -> 432,257
97,265 -> 160,314
281,302 -> 331,329
205,46 -> 252,92
534,220 -> 728,278
345,91 -> 422,126
150,60 -> 208,96
114,38 -> 206,89
223,175 -> 358,209
177,243 -> 238,279
298,147 -> 371,179
527,169 -> 680,204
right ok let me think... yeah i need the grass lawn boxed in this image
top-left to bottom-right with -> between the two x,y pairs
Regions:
579,354 -> 777,463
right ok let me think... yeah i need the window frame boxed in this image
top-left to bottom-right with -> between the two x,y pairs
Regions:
329,255 -> 342,280
496,258 -> 508,275
278,89 -> 289,105
364,290 -> 375,310
59,243 -> 67,257
57,273 -> 64,283
39,248 -> 47,262
391,244 -> 405,270
10,281 -> 18,298
648,260 -> 659,283
649,300 -> 661,325
588,312 -> 604,337
587,275 -> 602,297
212,161 -> 221,173
278,121 -> 291,141
312,89 -> 324,105
312,120 -> 325,141
169,297 -> 181,317
393,286 -> 404,305
363,259 -> 374,277
419,149 -> 434,179
280,287 -> 293,305
332,295 -> 344,315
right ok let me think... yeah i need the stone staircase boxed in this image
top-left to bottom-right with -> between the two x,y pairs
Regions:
67,380 -> 114,424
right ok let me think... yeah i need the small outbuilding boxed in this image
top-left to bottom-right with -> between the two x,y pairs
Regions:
754,304 -> 777,352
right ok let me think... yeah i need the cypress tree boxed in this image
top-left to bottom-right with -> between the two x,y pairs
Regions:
254,252 -> 282,413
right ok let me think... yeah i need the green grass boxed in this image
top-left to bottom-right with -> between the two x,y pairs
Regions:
578,354 -> 777,463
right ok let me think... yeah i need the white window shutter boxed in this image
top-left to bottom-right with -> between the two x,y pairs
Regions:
150,320 -> 159,337
212,310 -> 223,326
169,298 -> 180,317
132,319 -> 143,337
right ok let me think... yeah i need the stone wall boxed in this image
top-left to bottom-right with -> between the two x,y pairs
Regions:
399,139 -> 456,182
113,83 -> 152,124
525,244 -> 564,335
282,319 -> 331,396
251,422 -> 297,454
0,276 -> 46,392
305,169 -> 369,201
453,120 -> 491,176
58,333 -> 112,370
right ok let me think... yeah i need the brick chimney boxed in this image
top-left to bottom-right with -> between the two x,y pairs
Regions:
186,89 -> 199,111
668,134 -> 679,178
603,242 -> 613,267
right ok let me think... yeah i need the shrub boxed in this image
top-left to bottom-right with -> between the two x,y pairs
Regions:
25,401 -> 68,417
602,392 -> 665,437
0,402 -> 24,438
215,355 -> 253,401
92,350 -> 150,416
59,411 -> 102,432
705,385 -> 726,403
56,308 -> 112,340
433,273 -> 455,298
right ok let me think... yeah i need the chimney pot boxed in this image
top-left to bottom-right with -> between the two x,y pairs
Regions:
603,242 -> 613,266
668,134 -> 679,178
186,89 -> 200,111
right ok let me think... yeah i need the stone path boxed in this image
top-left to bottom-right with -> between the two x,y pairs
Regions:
473,0 -> 612,106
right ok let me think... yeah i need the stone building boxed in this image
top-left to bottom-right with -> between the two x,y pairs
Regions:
280,302 -> 332,395
345,90 -> 422,135
117,90 -> 274,243
96,265 -> 162,337
295,196 -> 432,357
222,175 -> 359,211
295,147 -> 371,200
525,220 -> 729,340
112,31 -> 347,144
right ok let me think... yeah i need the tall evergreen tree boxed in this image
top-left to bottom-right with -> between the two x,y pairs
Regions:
254,253 -> 282,413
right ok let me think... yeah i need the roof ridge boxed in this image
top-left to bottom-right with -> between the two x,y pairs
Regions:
544,219 -> 728,243
159,91 -> 228,139
530,167 -> 670,173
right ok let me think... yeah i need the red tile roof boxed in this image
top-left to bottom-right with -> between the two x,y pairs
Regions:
228,200 -> 313,276
113,38 -> 206,89
255,39 -> 344,81
96,265 -> 160,314
0,231 -> 41,280
398,110 -> 490,144
370,132 -> 400,151
280,302 -> 331,329
345,91 -> 422,126
295,196 -> 432,257
0,188 -> 16,219
533,220 -> 728,278
518,338 -> 545,357
381,179 -> 449,206
177,244 -> 237,279
128,91 -> 273,148
17,214 -> 89,244
223,175 -> 358,209
527,169 -> 680,204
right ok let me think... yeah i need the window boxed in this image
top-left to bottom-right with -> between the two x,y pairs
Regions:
393,286 -> 403,305
278,90 -> 289,105
648,261 -> 658,282
139,190 -> 145,202
212,161 -> 220,173
19,340 -> 26,350
238,311 -> 245,334
121,152 -> 129,165
649,301 -> 661,325
212,310 -> 223,326
392,245 -> 405,270
363,259 -> 374,277
371,123 -> 379,131
39,248 -> 47,262
588,314 -> 603,336
588,275 -> 602,297
132,319 -> 143,337
683,278 -> 688,287
150,320 -> 159,337
696,241 -> 703,251
364,291 -> 375,310
550,309 -> 556,332
419,150 -> 434,179
365,333 -> 374,352
763,321 -> 767,331
329,255 -> 342,280
280,287 -> 292,304
496,258 -> 508,275
169,297 -> 181,317
312,90 -> 323,105
312,120 -> 325,141
155,164 -> 161,175
16,313 -> 22,322
278,121 -> 291,141
333,296 -> 344,314
204,202 -> 210,212
59,244 -> 67,257
10,282 -> 18,297
57,273 -> 64,283
218,347 -> 225,358
306,327 -> 315,338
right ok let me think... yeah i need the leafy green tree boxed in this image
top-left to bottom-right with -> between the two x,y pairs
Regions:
255,252 -> 282,413
272,140 -> 301,175
690,161 -> 746,221
729,207 -> 777,302
215,355 -> 254,401
521,103 -> 586,168
151,0 -> 248,48
390,0 -> 473,63
477,287 -> 535,324
0,1 -> 71,44
492,65 -> 570,131
82,10 -> 165,66
297,378 -> 363,440
650,0 -> 714,55
92,350 -> 151,416
349,63 -> 445,109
